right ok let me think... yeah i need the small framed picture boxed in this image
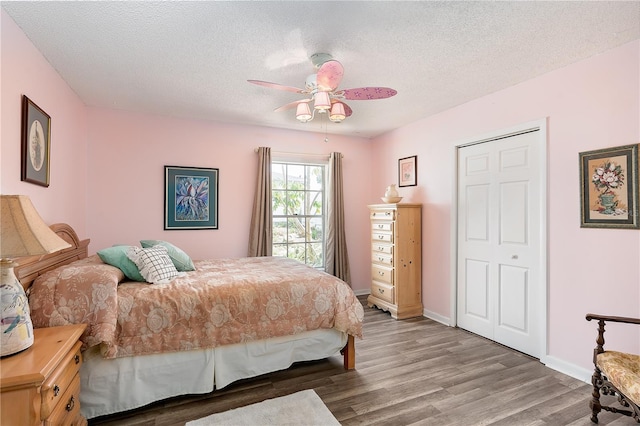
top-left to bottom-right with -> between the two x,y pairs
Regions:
21,95 -> 51,187
398,155 -> 417,187
165,165 -> 219,230
579,144 -> 639,229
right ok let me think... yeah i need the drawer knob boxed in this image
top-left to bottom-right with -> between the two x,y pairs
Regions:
378,235 -> 383,240
66,396 -> 75,412
378,257 -> 383,261
378,224 -> 383,229
378,271 -> 384,276
378,246 -> 383,251
378,288 -> 385,294
53,385 -> 60,397
74,354 -> 80,364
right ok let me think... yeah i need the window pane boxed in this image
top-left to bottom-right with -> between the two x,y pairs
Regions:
307,191 -> 322,215
287,165 -> 305,190
273,218 -> 287,244
272,164 -> 286,190
287,243 -> 306,262
288,191 -> 305,216
287,218 -> 305,242
308,166 -> 324,190
273,244 -> 287,257
307,243 -> 323,267
308,217 -> 323,242
273,190 -> 287,215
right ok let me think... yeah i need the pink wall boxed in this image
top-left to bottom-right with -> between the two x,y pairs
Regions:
372,40 -> 640,374
1,10 -> 88,234
85,108 -> 374,292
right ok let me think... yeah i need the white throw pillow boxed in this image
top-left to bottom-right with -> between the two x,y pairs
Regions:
126,245 -> 181,284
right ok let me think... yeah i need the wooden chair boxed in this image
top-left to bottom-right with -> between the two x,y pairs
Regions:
586,314 -> 640,423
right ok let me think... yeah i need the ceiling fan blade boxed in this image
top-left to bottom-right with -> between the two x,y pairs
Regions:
316,60 -> 344,92
274,99 -> 312,112
342,87 -> 397,100
247,80 -> 305,94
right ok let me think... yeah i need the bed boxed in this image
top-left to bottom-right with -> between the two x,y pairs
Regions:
16,223 -> 363,419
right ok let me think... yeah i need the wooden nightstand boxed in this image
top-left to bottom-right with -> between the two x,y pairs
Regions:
1,324 -> 87,426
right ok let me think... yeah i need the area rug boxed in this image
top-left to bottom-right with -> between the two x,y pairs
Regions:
186,389 -> 340,426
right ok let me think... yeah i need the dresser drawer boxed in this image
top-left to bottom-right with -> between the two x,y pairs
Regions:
372,252 -> 393,266
41,342 -> 83,419
372,264 -> 393,285
45,374 -> 82,426
371,281 -> 394,303
372,232 -> 393,243
372,222 -> 393,232
370,209 -> 395,220
372,243 -> 393,255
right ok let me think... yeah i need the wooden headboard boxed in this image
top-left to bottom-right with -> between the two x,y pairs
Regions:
14,223 -> 90,292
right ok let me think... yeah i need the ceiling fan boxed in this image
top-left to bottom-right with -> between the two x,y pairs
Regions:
248,53 -> 397,123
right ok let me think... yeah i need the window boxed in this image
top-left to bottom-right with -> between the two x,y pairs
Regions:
272,161 -> 326,268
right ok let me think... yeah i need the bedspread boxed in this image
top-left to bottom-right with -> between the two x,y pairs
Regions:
29,256 -> 364,359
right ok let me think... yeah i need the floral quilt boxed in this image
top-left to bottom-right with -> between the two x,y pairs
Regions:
29,255 -> 364,359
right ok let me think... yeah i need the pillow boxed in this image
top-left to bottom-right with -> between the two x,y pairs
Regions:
97,246 -> 145,282
126,245 -> 181,284
140,240 -> 195,271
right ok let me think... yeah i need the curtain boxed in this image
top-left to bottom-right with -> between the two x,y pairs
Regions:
325,152 -> 351,285
248,147 -> 272,257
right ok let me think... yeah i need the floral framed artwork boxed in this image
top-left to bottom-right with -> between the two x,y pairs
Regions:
399,155 -> 417,187
579,144 -> 639,229
164,165 -> 219,230
21,95 -> 51,187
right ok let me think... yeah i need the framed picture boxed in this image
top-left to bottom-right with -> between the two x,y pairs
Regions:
165,165 -> 219,230
579,144 -> 639,229
21,95 -> 51,187
398,155 -> 417,187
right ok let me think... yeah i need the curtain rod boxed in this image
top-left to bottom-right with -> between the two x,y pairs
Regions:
254,148 -> 342,158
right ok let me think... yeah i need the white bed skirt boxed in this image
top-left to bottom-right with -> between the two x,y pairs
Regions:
80,329 -> 347,419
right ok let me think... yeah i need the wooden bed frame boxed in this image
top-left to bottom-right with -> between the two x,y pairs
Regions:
15,223 -> 355,369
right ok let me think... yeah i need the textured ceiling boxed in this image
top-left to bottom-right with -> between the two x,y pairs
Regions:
3,1 -> 639,138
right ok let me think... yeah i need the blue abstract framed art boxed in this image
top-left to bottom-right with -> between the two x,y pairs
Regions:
164,165 -> 218,230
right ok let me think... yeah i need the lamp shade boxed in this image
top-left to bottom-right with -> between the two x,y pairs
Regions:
296,103 -> 312,122
1,195 -> 71,258
329,102 -> 346,122
0,195 -> 70,356
313,91 -> 331,111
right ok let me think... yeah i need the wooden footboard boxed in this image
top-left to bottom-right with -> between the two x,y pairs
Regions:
341,335 -> 355,369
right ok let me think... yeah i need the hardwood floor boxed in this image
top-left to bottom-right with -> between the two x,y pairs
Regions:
90,296 -> 634,426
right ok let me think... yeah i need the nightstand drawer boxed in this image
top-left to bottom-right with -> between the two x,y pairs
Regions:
372,264 -> 393,285
45,374 -> 82,426
41,342 -> 82,419
371,281 -> 394,303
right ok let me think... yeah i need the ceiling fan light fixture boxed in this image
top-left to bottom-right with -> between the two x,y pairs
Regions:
313,91 -> 331,111
296,103 -> 312,122
329,103 -> 346,123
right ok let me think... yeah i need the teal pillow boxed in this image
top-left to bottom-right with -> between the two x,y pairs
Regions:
97,246 -> 145,281
140,240 -> 196,271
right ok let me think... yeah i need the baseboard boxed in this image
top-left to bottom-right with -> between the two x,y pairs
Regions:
353,289 -> 370,297
423,308 -> 451,326
543,355 -> 592,384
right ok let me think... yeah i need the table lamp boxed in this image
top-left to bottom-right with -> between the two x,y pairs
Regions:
1,195 -> 71,356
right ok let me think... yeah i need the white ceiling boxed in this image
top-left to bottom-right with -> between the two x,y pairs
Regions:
3,1 -> 639,139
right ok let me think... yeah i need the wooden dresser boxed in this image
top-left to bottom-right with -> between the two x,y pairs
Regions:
1,324 -> 87,426
367,203 -> 423,319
